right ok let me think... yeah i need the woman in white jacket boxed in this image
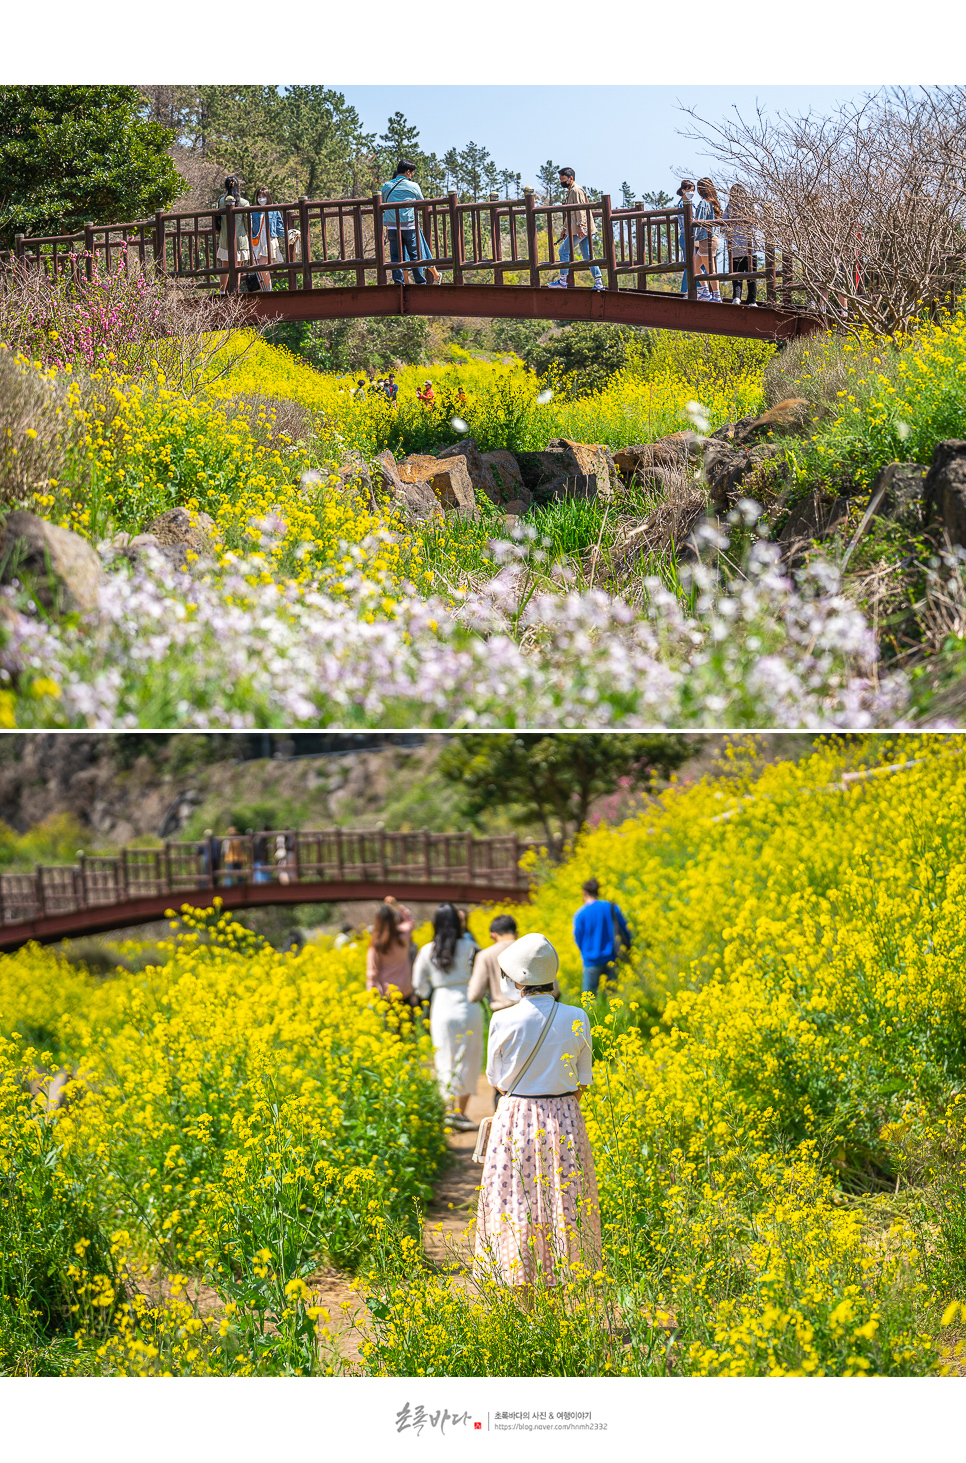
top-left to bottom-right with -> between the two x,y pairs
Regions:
474,933 -> 602,1291
413,902 -> 483,1132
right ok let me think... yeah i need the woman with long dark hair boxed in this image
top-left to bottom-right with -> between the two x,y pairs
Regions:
215,174 -> 250,294
694,177 -> 724,302
413,902 -> 482,1131
366,900 -> 416,1002
724,182 -> 758,306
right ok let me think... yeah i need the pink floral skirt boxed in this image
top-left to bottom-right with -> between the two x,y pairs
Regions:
473,1094 -> 603,1287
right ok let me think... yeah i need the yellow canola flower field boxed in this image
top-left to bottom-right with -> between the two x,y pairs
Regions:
358,735 -> 966,1378
30,356 -> 430,603
0,909 -> 446,1376
206,330 -> 770,458
5,738 -> 966,1378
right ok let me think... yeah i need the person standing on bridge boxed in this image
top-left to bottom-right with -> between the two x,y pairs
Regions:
694,178 -> 724,303
724,183 -> 758,306
413,902 -> 483,1132
215,176 -> 251,294
250,187 -> 284,292
381,160 -> 427,286
547,167 -> 603,292
473,933 -> 601,1294
221,827 -> 244,888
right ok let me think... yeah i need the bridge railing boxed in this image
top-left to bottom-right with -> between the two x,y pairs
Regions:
0,829 -> 540,928
12,194 -> 809,307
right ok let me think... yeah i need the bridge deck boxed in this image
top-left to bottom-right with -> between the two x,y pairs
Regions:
0,828 -> 538,951
242,282 -> 816,341
0,877 -> 529,951
11,190 -> 822,343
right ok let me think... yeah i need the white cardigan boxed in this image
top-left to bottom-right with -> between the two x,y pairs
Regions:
486,993 -> 592,1096
413,936 -> 477,998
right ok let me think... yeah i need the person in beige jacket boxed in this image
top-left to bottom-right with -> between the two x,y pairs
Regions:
548,166 -> 603,290
467,915 -> 520,1011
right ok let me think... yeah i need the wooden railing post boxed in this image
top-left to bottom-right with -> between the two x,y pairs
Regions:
299,197 -> 311,290
83,223 -> 94,283
372,194 -> 387,286
35,864 -> 46,917
422,828 -> 431,881
77,851 -> 88,907
781,236 -> 792,309
448,192 -> 463,286
524,190 -> 540,288
683,200 -> 697,301
511,833 -> 520,887
292,831 -> 302,884
120,849 -> 129,900
285,207 -> 298,291
335,828 -> 344,880
154,211 -> 167,279
164,841 -> 172,894
378,827 -> 387,882
601,194 -> 617,293
225,200 -> 238,295
765,241 -> 777,306
353,202 -> 365,287
14,234 -> 24,263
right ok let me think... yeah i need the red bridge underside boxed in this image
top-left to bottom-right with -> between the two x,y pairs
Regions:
243,283 -> 820,342
0,879 -> 530,951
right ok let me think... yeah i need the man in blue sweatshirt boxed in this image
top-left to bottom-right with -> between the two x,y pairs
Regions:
573,877 -> 631,994
380,159 -> 427,285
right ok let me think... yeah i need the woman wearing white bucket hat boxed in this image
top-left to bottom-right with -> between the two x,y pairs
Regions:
473,933 -> 602,1291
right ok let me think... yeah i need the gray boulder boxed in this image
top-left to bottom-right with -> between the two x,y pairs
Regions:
146,507 -> 216,562
437,437 -> 499,503
704,441 -> 784,512
532,473 -> 598,506
923,442 -> 966,545
375,449 -> 442,519
866,461 -> 928,529
546,438 -> 616,497
0,512 -> 104,615
482,450 -> 532,510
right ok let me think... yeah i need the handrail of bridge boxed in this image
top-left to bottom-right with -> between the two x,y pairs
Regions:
0,828 -> 542,929
10,192 -> 808,309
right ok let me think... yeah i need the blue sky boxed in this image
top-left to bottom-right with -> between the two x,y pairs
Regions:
337,85 -> 877,200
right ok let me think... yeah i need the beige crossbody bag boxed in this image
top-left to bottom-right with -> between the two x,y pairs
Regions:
472,1003 -> 558,1164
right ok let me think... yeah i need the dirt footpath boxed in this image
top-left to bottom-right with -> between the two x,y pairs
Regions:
423,1073 -> 495,1270
307,1072 -> 495,1369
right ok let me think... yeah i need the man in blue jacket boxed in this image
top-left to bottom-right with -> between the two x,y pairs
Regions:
573,877 -> 631,994
380,159 -> 427,285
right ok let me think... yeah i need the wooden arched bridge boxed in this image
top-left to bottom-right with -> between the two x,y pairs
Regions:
0,828 -> 539,951
12,192 -> 822,343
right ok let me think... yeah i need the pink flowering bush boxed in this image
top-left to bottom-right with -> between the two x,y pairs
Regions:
0,256 -> 257,394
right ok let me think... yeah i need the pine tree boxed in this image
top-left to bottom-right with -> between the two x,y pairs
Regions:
621,180 -> 636,209
537,159 -> 560,204
458,141 -> 493,200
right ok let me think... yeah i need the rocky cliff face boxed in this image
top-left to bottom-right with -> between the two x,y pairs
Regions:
0,735 -> 446,845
